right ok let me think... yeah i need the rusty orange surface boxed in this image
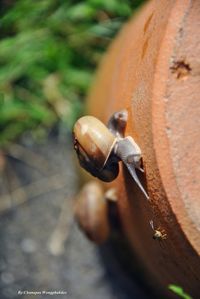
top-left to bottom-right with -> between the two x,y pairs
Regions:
86,0 -> 200,298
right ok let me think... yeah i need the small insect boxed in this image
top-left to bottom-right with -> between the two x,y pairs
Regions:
73,109 -> 149,199
150,220 -> 167,241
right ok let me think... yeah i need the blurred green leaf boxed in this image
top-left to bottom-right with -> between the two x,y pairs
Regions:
66,3 -> 96,20
168,285 -> 193,299
0,0 -> 145,146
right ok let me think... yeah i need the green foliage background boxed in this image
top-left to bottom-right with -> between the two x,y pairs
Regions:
0,0 -> 144,146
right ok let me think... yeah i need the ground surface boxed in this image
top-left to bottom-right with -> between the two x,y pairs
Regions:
0,134 -> 148,299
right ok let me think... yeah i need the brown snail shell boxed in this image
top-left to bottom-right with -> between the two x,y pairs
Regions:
74,181 -> 110,244
73,116 -> 116,169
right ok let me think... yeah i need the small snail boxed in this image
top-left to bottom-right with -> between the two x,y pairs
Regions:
74,181 -> 110,244
150,220 -> 167,241
73,109 -> 149,199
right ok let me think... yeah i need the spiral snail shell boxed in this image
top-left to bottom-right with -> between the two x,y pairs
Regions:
73,115 -> 119,182
74,181 -> 110,244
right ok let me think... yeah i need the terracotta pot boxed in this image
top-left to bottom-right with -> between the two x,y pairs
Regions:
86,0 -> 200,297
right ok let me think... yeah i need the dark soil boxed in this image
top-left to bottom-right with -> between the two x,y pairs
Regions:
0,134 -> 148,299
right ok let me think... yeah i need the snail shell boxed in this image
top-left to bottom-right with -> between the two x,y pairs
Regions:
74,181 -> 110,244
73,116 -> 116,168
73,116 -> 119,182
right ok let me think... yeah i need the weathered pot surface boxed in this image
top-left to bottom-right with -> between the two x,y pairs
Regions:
86,0 -> 200,297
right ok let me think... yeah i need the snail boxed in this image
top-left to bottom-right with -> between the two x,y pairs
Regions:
73,109 -> 149,199
74,181 -> 110,244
